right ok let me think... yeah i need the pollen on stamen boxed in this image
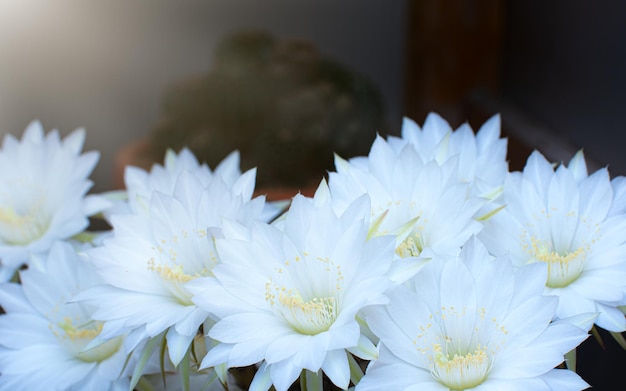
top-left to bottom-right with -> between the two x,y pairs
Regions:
527,237 -> 587,288
266,273 -> 340,335
59,317 -> 103,341
277,293 -> 338,335
396,233 -> 424,258
147,256 -> 199,305
431,344 -> 490,390
54,317 -> 123,363
415,308 -> 506,390
0,204 -> 50,245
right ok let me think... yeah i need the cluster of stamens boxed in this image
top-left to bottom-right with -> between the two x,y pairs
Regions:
265,252 -> 343,335
414,306 -> 504,389
396,233 -> 424,258
0,204 -> 49,245
53,317 -> 122,363
147,228 -> 215,305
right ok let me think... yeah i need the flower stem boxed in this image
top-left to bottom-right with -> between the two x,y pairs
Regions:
130,332 -> 165,391
300,369 -> 323,391
348,353 -> 364,386
180,348 -> 191,391
135,377 -> 157,391
610,331 -> 626,350
564,348 -> 577,372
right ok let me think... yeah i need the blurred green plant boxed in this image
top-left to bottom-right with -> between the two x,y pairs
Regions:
147,30 -> 386,190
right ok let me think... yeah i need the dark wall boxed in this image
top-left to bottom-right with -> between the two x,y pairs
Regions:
503,1 -> 626,176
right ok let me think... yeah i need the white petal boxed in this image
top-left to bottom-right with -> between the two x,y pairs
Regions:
321,349 -> 350,390
578,167 -> 612,220
523,150 -> 554,201
539,368 -> 590,390
547,165 -> 579,251
270,359 -> 302,391
249,361 -> 273,391
62,127 -> 87,153
209,312 -> 291,344
166,327 -> 195,366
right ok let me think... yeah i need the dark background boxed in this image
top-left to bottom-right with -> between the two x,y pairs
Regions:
406,1 -> 626,176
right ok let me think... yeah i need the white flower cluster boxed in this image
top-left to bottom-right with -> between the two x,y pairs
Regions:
0,114 -> 624,391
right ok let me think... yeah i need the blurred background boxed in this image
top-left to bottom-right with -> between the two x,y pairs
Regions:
0,0 -> 624,388
0,0 -> 407,194
1,1 -> 625,193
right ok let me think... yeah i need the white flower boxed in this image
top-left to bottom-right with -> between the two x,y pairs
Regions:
328,134 -> 485,282
107,147 -> 283,223
76,150 -> 268,367
123,148 -> 240,216
357,237 -> 591,391
190,181 -> 395,391
387,112 -> 508,199
479,150 -> 626,332
0,242 -> 131,391
0,121 -> 108,281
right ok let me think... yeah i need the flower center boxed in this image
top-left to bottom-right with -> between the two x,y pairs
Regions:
148,258 -> 199,306
415,307 -> 502,390
148,229 -> 216,306
0,205 -> 49,245
276,292 -> 338,335
431,344 -> 490,390
396,232 -> 424,258
264,253 -> 344,335
529,240 -> 586,288
55,317 -> 122,363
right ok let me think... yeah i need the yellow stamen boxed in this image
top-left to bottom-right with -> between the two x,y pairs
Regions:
0,206 -> 49,245
432,344 -> 490,390
277,293 -> 337,335
529,238 -> 586,288
55,318 -> 122,363
396,233 -> 424,258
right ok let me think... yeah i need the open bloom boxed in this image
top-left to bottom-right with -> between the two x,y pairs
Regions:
0,241 -> 132,390
357,237 -> 591,391
0,121 -> 108,281
190,181 -> 395,391
479,150 -> 626,332
104,148 -> 283,224
387,112 -> 508,200
76,149 -> 267,367
123,148 -> 241,215
328,134 -> 485,281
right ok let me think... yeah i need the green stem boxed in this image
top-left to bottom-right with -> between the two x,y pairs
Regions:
564,348 -> 577,372
348,353 -> 364,386
135,377 -> 157,391
591,325 -> 605,349
610,331 -> 626,350
300,369 -> 323,391
180,347 -> 191,391
199,370 -> 220,391
130,333 -> 164,391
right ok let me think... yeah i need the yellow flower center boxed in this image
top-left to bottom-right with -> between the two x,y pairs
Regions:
147,229 -> 216,305
415,307 -> 503,389
277,293 -> 337,335
396,233 -> 424,258
148,259 -> 200,306
264,253 -> 343,335
0,205 -> 49,245
55,318 -> 122,363
529,239 -> 586,288
431,344 -> 490,390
